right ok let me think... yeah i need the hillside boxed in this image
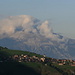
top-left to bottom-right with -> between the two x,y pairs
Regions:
0,46 -> 75,75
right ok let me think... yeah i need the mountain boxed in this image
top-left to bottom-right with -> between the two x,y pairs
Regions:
0,34 -> 75,60
0,15 -> 75,60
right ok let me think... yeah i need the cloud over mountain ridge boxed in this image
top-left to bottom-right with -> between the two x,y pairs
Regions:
1,15 -> 75,59
0,15 -> 65,41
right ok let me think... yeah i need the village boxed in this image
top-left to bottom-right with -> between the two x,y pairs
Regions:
10,54 -> 75,66
0,46 -> 75,66
0,47 -> 75,66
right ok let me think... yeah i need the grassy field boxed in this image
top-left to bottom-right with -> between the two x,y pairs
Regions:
0,48 -> 43,57
52,63 -> 75,75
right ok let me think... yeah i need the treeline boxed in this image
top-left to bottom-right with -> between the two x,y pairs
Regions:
0,46 -> 8,50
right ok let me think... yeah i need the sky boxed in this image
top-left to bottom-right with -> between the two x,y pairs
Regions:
0,0 -> 75,39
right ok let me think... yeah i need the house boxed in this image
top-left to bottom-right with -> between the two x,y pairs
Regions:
73,61 -> 75,64
13,55 -> 19,59
32,56 -> 39,60
43,54 -> 46,57
58,63 -> 64,65
71,64 -> 75,66
40,58 -> 45,62
24,55 -> 28,58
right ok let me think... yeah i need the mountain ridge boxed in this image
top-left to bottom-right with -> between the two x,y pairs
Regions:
0,35 -> 75,60
0,15 -> 75,60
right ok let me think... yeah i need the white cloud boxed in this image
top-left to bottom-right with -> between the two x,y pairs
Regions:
0,15 -> 65,41
37,21 -> 53,37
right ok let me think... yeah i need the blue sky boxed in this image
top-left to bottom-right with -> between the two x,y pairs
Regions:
0,0 -> 75,39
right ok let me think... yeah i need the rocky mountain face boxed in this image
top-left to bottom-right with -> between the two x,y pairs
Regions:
0,34 -> 75,60
0,15 -> 75,59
